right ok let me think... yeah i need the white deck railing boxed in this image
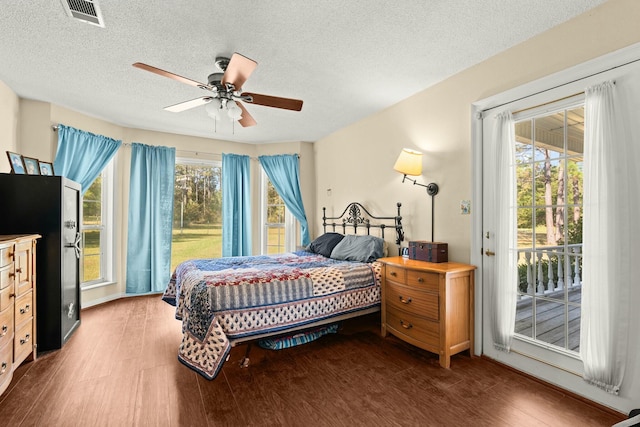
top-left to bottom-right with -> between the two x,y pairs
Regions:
518,244 -> 582,296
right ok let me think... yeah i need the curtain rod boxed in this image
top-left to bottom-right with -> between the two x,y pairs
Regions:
482,54 -> 636,114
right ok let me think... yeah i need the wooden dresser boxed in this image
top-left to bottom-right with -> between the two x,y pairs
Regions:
0,234 -> 39,396
378,256 -> 476,368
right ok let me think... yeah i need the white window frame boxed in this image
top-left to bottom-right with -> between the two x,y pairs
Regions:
511,97 -> 585,360
80,159 -> 115,290
260,170 -> 296,254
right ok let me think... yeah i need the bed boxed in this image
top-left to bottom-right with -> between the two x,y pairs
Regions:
162,202 -> 404,379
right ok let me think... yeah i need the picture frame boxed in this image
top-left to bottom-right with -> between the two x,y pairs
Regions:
22,156 -> 41,175
39,161 -> 55,176
6,151 -> 26,174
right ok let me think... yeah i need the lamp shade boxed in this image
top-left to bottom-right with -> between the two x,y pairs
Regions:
393,148 -> 423,176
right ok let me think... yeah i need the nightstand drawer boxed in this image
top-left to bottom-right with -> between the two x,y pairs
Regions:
406,270 -> 439,291
386,305 -> 439,349
385,281 -> 439,321
385,265 -> 406,282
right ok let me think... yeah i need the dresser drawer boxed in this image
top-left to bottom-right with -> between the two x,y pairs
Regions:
0,245 -> 12,269
14,320 -> 33,364
406,269 -> 439,292
385,281 -> 439,321
0,263 -> 13,291
0,340 -> 13,390
385,265 -> 406,282
0,285 -> 13,312
386,305 -> 439,349
15,291 -> 33,326
0,307 -> 13,350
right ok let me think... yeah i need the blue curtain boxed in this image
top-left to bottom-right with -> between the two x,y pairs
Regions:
54,124 -> 122,195
222,153 -> 251,256
258,154 -> 310,246
126,143 -> 176,294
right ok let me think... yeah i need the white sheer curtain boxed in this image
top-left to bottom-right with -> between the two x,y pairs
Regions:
580,81 -> 633,395
491,111 -> 518,352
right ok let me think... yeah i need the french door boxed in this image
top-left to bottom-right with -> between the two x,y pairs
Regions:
481,96 -> 585,373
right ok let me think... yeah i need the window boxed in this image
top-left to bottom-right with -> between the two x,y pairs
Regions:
81,161 -> 115,288
171,159 -> 222,271
513,102 -> 584,354
261,171 -> 296,254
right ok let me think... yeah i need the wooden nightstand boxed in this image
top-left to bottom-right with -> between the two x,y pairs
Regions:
377,256 -> 476,368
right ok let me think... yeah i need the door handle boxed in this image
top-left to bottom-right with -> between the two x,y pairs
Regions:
485,250 -> 495,256
65,232 -> 82,259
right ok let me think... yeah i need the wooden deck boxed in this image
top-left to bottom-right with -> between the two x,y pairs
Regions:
515,286 -> 582,352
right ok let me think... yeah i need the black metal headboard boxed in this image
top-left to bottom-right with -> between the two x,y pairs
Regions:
322,202 -> 404,247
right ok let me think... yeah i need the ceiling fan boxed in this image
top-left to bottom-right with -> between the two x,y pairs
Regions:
132,52 -> 303,127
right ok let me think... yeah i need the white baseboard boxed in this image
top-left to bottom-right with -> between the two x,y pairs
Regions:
81,292 -> 125,309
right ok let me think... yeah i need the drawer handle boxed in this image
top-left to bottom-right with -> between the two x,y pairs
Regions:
20,304 -> 30,314
20,333 -> 30,345
0,362 -> 6,375
417,277 -> 424,283
390,271 -> 397,277
400,320 -> 413,330
1,325 -> 7,336
399,296 -> 412,304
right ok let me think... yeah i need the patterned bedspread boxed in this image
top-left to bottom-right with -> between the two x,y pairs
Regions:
162,250 -> 382,379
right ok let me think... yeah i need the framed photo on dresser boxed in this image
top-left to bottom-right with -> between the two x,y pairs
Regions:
6,151 -> 26,174
22,156 -> 40,175
39,161 -> 55,176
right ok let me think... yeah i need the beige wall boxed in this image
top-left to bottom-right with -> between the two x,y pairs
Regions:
315,0 -> 640,264
0,80 -> 19,172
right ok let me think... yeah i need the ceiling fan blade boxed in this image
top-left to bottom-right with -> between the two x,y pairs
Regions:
242,92 -> 303,111
133,62 -> 213,90
164,97 -> 212,112
221,53 -> 257,90
237,102 -> 257,127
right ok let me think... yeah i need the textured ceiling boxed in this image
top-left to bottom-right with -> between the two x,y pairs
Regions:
0,1 -> 606,144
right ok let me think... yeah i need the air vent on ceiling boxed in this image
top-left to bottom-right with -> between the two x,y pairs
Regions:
60,0 -> 105,28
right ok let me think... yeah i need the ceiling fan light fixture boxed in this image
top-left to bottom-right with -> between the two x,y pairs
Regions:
226,100 -> 243,120
205,98 -> 222,119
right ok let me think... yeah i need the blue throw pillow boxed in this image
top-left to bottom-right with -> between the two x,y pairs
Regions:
329,235 -> 384,263
307,233 -> 345,257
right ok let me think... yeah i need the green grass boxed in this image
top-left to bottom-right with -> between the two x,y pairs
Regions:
170,225 -> 287,271
83,224 -> 288,279
82,230 -> 101,283
171,224 -> 222,271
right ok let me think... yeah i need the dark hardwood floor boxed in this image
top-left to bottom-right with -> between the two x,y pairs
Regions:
0,295 -> 625,426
